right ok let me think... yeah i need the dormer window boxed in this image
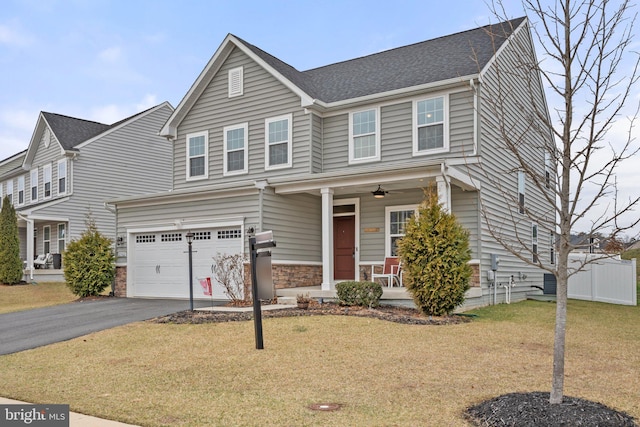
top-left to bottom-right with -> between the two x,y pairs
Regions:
228,66 -> 243,98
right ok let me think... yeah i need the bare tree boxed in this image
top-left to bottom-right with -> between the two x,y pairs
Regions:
481,0 -> 640,404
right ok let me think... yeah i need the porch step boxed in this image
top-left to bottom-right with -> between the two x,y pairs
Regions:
277,296 -> 297,305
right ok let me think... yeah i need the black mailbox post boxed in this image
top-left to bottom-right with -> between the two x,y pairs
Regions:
249,230 -> 276,350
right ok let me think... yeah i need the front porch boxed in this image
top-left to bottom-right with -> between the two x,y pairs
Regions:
22,268 -> 65,283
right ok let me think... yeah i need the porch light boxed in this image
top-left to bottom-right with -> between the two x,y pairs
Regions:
372,185 -> 386,199
185,231 -> 195,244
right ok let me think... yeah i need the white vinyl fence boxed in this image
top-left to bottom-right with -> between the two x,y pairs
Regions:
568,254 -> 637,306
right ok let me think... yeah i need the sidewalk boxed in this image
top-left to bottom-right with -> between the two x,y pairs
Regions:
0,397 -> 140,427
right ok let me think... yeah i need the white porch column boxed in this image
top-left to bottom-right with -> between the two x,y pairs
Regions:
25,219 -> 34,280
436,175 -> 451,213
321,187 -> 334,291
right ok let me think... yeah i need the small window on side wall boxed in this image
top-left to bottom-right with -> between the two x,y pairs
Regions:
186,131 -> 208,181
265,114 -> 292,170
518,171 -> 526,214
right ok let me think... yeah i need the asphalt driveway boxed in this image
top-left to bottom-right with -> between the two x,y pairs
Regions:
0,298 -> 218,355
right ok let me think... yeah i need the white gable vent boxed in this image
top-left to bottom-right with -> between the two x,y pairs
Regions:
228,66 -> 243,97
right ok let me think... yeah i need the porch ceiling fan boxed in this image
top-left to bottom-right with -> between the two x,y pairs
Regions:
372,185 -> 388,199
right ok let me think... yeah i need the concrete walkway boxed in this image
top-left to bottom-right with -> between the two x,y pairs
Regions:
0,397 -> 140,426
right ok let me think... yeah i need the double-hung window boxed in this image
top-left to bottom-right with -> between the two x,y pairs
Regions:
186,131 -> 208,180
43,225 -> 51,254
544,151 -> 553,189
17,175 -> 24,205
349,108 -> 380,164
58,224 -> 66,253
57,159 -> 67,195
550,231 -> 555,265
413,95 -> 448,155
43,164 -> 52,199
6,180 -> 13,205
385,205 -> 417,257
223,123 -> 248,175
265,114 -> 292,170
30,169 -> 38,202
518,171 -> 526,214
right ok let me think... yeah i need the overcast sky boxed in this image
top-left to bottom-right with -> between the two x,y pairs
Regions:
1,0 -> 638,236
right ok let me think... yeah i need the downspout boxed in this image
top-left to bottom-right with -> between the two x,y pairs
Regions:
104,201 -> 117,295
254,180 -> 268,232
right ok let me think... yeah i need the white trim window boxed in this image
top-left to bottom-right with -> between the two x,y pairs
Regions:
544,150 -> 553,189
30,169 -> 38,202
550,231 -> 555,265
43,164 -> 52,199
58,223 -> 66,253
6,180 -> 13,205
186,131 -> 208,180
413,95 -> 448,155
43,225 -> 51,254
57,159 -> 67,196
349,108 -> 380,164
17,175 -> 25,205
228,66 -> 243,98
518,171 -> 526,214
265,114 -> 292,170
532,223 -> 539,263
223,123 -> 248,175
385,205 -> 417,257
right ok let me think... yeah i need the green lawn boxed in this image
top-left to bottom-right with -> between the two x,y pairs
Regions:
0,298 -> 638,426
0,282 -> 76,314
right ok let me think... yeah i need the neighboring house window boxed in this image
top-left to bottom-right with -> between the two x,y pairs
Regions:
385,205 -> 417,257
518,171 -> 526,214
43,164 -> 52,198
186,131 -> 208,180
43,226 -> 51,254
265,114 -> 292,170
17,175 -> 24,205
30,169 -> 38,202
228,66 -> 243,98
413,95 -> 448,155
58,224 -> 66,253
545,151 -> 552,189
6,180 -> 13,205
349,108 -> 380,163
550,231 -> 555,265
58,159 -> 67,195
532,223 -> 539,263
223,123 -> 248,175
0,184 -> 3,207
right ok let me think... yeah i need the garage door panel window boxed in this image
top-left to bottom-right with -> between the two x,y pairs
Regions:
194,231 -> 212,240
161,233 -> 183,242
136,235 -> 156,243
218,229 -> 242,239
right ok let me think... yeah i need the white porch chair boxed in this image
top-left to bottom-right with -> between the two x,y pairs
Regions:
33,253 -> 52,269
371,257 -> 403,287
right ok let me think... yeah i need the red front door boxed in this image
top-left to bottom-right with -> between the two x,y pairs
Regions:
334,216 -> 355,280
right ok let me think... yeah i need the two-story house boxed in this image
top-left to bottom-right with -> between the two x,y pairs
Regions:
0,102 -> 174,281
110,17 -> 555,307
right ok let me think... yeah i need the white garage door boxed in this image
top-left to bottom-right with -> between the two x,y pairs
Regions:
131,227 -> 243,299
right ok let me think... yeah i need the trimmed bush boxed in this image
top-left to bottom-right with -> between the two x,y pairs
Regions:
63,216 -> 115,297
0,195 -> 23,284
397,189 -> 472,316
335,281 -> 383,308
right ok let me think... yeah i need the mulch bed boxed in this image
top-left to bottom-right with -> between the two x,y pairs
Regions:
465,392 -> 637,426
149,301 -> 471,325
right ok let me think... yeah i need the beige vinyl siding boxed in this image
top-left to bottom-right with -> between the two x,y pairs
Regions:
25,105 -> 173,248
115,193 -> 259,264
262,191 -> 322,262
174,47 -> 310,189
474,24 -> 553,287
322,89 -> 476,172
311,113 -> 323,173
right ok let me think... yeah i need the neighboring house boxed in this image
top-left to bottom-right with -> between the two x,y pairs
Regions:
110,17 -> 555,307
0,102 -> 174,280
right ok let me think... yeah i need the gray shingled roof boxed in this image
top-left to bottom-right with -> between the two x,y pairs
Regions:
41,112 -> 110,150
237,17 -> 526,103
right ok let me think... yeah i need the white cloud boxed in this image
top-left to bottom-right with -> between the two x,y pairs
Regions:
0,22 -> 35,47
88,95 -> 160,124
0,108 -> 38,133
98,46 -> 122,63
